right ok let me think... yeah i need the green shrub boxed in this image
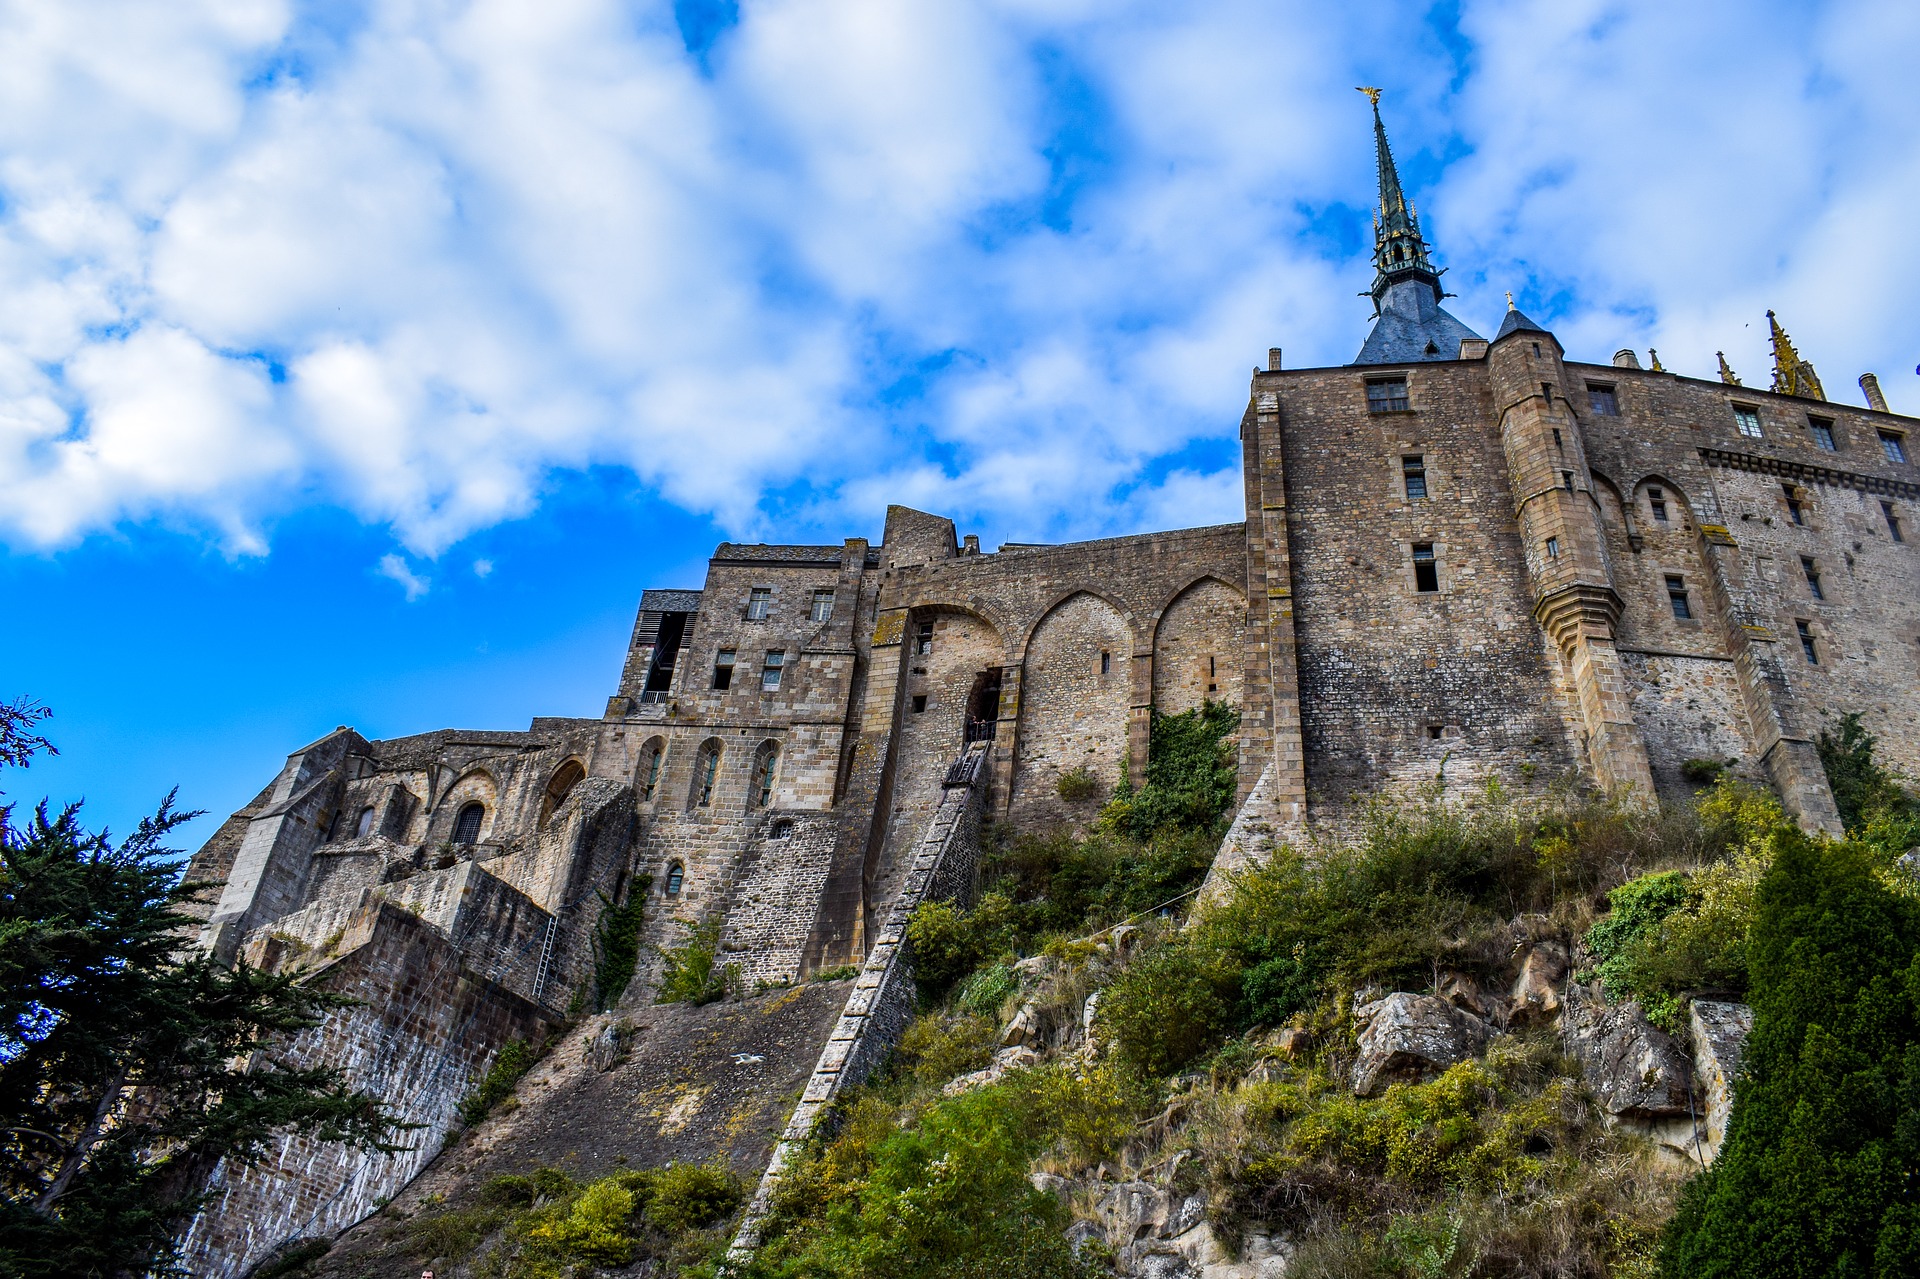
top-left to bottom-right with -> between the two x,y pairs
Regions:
954,962 -> 1019,1018
1817,711 -> 1916,834
1027,1062 -> 1137,1168
898,1013 -> 1000,1085
1102,702 -> 1240,838
1099,941 -> 1242,1076
645,1159 -> 744,1234
524,1177 -> 637,1264
655,917 -> 737,1005
460,1038 -> 536,1127
1056,766 -> 1100,802
905,891 -> 1019,1002
1660,831 -> 1920,1276
591,877 -> 649,1010
1681,758 -> 1726,785
478,1173 -> 540,1208
811,963 -> 861,982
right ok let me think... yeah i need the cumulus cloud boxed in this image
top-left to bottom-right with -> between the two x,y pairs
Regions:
0,0 -> 1912,557
376,552 -> 429,601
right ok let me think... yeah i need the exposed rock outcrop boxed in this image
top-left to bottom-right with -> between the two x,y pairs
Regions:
1562,984 -> 1692,1120
1688,999 -> 1753,1161
1351,992 -> 1491,1096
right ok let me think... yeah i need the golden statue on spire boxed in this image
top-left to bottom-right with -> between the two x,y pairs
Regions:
1357,86 -> 1382,105
1768,311 -> 1826,401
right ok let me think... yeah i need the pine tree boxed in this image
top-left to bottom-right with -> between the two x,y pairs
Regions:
0,700 -> 404,1277
1659,830 -> 1920,1277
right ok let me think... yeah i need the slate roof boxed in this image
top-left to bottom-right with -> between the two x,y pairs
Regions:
1353,277 -> 1485,365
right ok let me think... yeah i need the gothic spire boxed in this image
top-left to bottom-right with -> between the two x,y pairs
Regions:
1717,351 -> 1742,386
1360,88 -> 1439,308
1768,310 -> 1826,401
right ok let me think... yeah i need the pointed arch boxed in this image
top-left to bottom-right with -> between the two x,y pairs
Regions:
538,758 -> 587,829
1151,576 -> 1247,718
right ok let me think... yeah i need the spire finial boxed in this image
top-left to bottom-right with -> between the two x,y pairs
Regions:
1649,348 -> 1665,372
1717,351 -> 1742,386
1357,86 -> 1381,106
1768,310 -> 1826,400
1505,290 -> 1515,311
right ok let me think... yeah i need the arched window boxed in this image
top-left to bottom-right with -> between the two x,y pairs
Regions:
539,759 -> 586,828
452,802 -> 484,844
751,741 -> 779,808
692,741 -> 721,809
638,738 -> 665,802
354,806 -> 376,839
665,861 -> 685,896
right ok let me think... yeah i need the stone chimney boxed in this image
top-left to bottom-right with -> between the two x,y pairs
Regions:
1613,349 -> 1642,369
1268,347 -> 1283,372
1860,373 -> 1890,413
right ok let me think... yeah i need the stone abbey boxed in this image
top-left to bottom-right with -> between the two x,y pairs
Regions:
179,102 -> 1920,1275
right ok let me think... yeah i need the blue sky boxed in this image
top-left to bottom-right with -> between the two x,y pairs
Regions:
3,0 -> 1917,847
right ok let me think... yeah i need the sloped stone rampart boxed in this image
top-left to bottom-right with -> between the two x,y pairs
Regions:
726,745 -> 990,1264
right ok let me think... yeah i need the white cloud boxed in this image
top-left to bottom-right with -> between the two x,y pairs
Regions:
376,552 -> 429,601
0,0 -> 1913,558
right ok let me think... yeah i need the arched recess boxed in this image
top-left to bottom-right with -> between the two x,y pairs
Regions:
688,738 -> 724,812
434,769 -> 497,843
1151,576 -> 1246,718
635,737 -> 667,804
750,739 -> 781,809
1011,591 -> 1132,824
538,758 -> 586,829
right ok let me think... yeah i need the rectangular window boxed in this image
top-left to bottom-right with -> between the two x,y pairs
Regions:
1402,454 -> 1427,499
1783,484 -> 1805,525
711,648 -> 735,690
810,588 -> 835,622
1562,470 -> 1575,492
1542,382 -> 1555,404
1366,377 -> 1410,412
746,587 -> 772,620
1883,501 -> 1903,543
1648,487 -> 1669,523
1666,575 -> 1692,620
1552,428 -> 1563,450
1802,557 -> 1823,600
1733,405 -> 1763,438
911,694 -> 928,713
1545,536 -> 1560,560
761,650 -> 785,691
1411,543 -> 1439,593
1809,417 -> 1837,450
1588,385 -> 1618,415
1100,650 -> 1112,675
1798,620 -> 1818,664
914,620 -> 934,655
1880,431 -> 1908,464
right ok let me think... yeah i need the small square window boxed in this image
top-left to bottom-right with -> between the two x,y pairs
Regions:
1883,502 -> 1903,543
1809,417 -> 1837,451
712,648 -> 736,690
1366,377 -> 1410,412
810,588 -> 836,622
1797,620 -> 1818,664
761,650 -> 785,691
1802,557 -> 1823,601
1648,487 -> 1669,523
914,620 -> 934,656
1880,431 -> 1907,464
746,587 -> 772,620
911,694 -> 928,713
1733,405 -> 1763,438
1402,454 -> 1427,500
1545,536 -> 1560,560
1666,575 -> 1692,620
1426,724 -> 1444,740
1411,543 -> 1439,593
1588,385 -> 1618,416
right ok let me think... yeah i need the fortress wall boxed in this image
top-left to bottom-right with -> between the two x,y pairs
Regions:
719,813 -> 843,984
1264,361 -> 1583,812
1010,591 -> 1134,829
1153,576 -> 1246,719
180,903 -> 552,1279
1620,652 -> 1763,805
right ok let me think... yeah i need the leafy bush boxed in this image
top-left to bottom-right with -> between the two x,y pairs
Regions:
1027,1062 -> 1136,1169
591,876 -> 649,1010
524,1177 -> 637,1263
1102,702 -> 1240,838
1660,830 -> 1920,1276
460,1038 -> 536,1127
1055,766 -> 1099,802
898,1013 -> 999,1086
906,892 -> 1019,1002
1681,758 -> 1726,785
646,1159 -> 744,1233
1817,711 -> 1916,834
655,917 -> 738,1005
1099,940 -> 1242,1076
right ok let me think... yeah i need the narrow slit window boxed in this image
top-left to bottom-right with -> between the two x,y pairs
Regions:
1207,654 -> 1218,694
761,650 -> 785,692
640,742 -> 664,801
754,746 -> 778,808
746,587 -> 772,620
695,745 -> 720,807
1545,536 -> 1560,560
1797,620 -> 1818,664
1531,342 -> 1542,358
1366,377 -> 1410,412
1733,405 -> 1763,438
1411,543 -> 1439,593
1542,382 -> 1555,405
810,588 -> 836,622
354,806 -> 376,840
1802,557 -> 1823,600
665,861 -> 684,895
711,648 -> 735,690
1809,417 -> 1837,451
1648,487 -> 1669,523
1665,575 -> 1692,620
1099,650 -> 1112,676
915,620 -> 934,655
1883,501 -> 1903,543
1562,471 -> 1575,492
1402,454 -> 1427,499
1552,428 -> 1563,450
1880,431 -> 1908,464
1588,385 -> 1618,415
1783,485 -> 1805,525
